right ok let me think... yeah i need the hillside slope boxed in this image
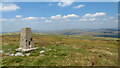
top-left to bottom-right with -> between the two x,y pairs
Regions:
0,33 -> 118,66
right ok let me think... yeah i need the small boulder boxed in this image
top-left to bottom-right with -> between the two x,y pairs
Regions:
0,50 -> 3,53
15,52 -> 23,56
40,51 -> 45,53
10,54 -> 15,56
26,53 -> 30,56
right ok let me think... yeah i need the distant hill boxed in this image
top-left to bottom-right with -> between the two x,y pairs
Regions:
53,29 -> 119,38
1,28 -> 119,38
43,29 -> 119,38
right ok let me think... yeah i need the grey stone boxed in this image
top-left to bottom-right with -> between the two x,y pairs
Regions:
26,53 -> 31,56
5,53 -> 10,55
0,50 -> 3,53
16,28 -> 38,52
10,54 -> 15,56
40,51 -> 45,53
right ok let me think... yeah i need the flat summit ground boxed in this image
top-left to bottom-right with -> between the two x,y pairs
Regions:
0,33 -> 118,66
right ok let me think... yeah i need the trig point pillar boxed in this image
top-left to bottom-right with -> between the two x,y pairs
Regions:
16,28 -> 38,52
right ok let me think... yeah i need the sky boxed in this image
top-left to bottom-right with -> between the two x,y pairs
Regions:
0,2 -> 118,33
2,0 -> 120,2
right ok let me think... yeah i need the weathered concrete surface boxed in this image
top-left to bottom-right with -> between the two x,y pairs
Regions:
16,28 -> 38,52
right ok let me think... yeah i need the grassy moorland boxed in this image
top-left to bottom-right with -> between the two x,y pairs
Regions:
0,33 -> 118,66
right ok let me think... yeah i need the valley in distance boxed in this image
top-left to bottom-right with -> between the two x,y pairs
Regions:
0,28 -> 119,66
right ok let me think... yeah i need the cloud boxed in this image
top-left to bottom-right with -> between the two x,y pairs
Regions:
0,19 -> 7,21
50,15 -> 62,19
109,17 -> 114,19
118,14 -> 120,16
45,20 -> 52,23
80,18 -> 97,21
33,22 -> 40,23
83,12 -> 106,17
50,14 -> 79,19
63,14 -> 79,18
16,15 -> 22,18
23,17 -> 38,20
0,18 -> 17,21
114,20 -> 118,23
103,19 -> 107,21
66,19 -> 70,21
102,16 -> 115,21
0,3 -> 20,12
57,0 -> 74,7
73,5 -> 85,9
48,3 -> 52,6
40,17 -> 47,20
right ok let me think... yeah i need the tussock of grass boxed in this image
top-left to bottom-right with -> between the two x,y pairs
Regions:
1,33 -> 118,66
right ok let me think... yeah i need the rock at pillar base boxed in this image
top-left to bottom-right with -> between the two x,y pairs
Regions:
16,47 -> 38,52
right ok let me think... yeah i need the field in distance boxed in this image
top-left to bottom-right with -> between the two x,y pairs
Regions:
0,33 -> 118,66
